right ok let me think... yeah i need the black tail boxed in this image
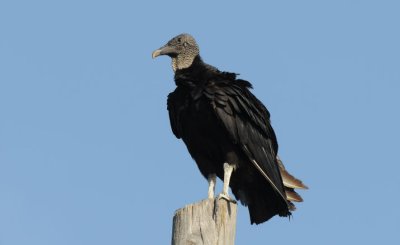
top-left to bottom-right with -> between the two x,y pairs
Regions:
247,182 -> 291,224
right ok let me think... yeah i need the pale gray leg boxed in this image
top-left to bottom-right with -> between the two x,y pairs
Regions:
207,174 -> 216,199
217,163 -> 236,202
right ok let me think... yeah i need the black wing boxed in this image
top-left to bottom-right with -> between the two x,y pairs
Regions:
167,87 -> 186,139
206,79 -> 287,201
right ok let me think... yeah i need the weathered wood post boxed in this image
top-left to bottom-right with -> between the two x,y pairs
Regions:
171,198 -> 237,245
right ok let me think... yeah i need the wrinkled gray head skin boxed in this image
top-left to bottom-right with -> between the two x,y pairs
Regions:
152,33 -> 200,72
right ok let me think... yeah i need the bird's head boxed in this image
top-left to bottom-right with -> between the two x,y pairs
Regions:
152,33 -> 200,72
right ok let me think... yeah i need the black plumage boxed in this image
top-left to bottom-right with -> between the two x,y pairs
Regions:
153,34 -> 307,224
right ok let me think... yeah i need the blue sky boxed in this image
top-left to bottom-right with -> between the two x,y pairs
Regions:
1,1 -> 399,244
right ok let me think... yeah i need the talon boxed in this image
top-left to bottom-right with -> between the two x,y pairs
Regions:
217,193 -> 237,203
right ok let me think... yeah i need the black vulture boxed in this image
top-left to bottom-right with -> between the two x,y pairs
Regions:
152,34 -> 307,224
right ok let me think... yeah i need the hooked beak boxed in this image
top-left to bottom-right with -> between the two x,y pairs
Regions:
152,45 -> 177,59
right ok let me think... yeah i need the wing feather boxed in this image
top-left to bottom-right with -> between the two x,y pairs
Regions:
167,88 -> 186,139
211,80 -> 287,202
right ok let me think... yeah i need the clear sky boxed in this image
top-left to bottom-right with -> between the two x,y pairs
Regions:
1,1 -> 399,244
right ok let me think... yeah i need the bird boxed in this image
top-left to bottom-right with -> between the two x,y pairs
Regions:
152,33 -> 307,224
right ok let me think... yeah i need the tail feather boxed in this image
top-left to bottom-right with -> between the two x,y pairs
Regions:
232,156 -> 307,224
285,187 -> 303,202
276,156 -> 308,210
281,169 -> 308,189
277,156 -> 308,190
247,185 -> 291,224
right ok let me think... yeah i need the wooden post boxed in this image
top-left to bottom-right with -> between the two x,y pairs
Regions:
171,198 -> 237,245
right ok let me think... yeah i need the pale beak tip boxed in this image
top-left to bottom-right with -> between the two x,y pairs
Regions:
152,49 -> 161,59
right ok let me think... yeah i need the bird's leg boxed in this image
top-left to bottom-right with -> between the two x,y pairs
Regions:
217,163 -> 236,203
207,174 -> 216,199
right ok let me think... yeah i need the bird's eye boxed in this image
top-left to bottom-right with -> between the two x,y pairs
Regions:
177,38 -> 182,43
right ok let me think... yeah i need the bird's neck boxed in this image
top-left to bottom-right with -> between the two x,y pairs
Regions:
173,55 -> 210,87
172,53 -> 198,72
173,56 -> 238,89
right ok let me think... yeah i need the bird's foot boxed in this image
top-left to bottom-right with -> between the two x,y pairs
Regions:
217,192 -> 237,203
213,192 -> 236,220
